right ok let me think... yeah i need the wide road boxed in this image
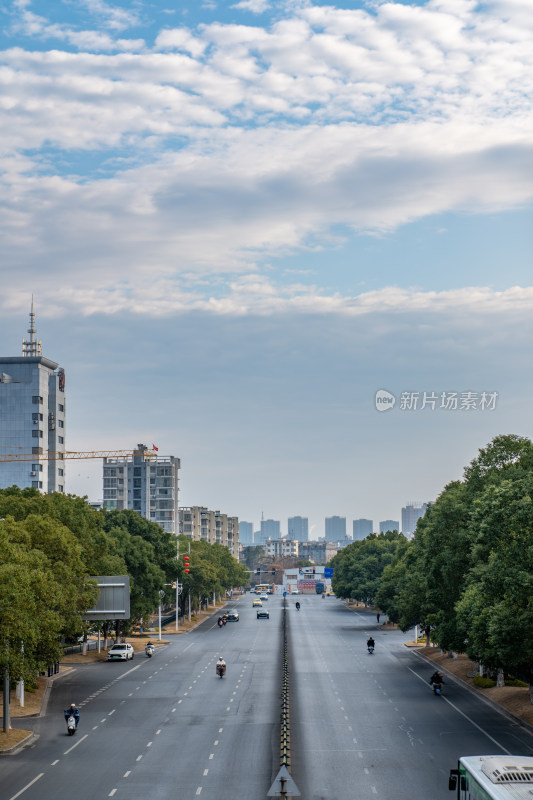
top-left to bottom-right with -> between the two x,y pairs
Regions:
3,593 -> 533,800
1,595 -> 282,800
290,595 -> 533,800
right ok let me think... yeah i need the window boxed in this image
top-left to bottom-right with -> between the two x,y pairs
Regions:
32,430 -> 43,438
32,395 -> 43,404
104,478 -> 117,488
58,485 -> 64,493
32,412 -> 43,422
32,481 -> 43,489
31,463 -> 43,472
58,436 -> 64,444
133,478 -> 141,488
58,404 -> 64,412
133,489 -> 141,499
133,467 -> 141,476
58,420 -> 64,428
104,467 -> 117,477
58,469 -> 64,476
32,447 -> 43,455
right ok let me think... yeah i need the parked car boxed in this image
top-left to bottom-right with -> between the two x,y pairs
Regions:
106,643 -> 135,661
257,609 -> 270,619
252,599 -> 262,608
226,610 -> 239,621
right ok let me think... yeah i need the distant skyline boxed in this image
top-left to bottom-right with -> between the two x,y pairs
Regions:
0,0 -> 531,530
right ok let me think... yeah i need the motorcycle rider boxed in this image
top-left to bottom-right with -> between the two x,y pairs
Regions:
216,656 -> 226,676
64,703 -> 80,728
295,602 -> 300,611
367,636 -> 375,651
430,670 -> 444,688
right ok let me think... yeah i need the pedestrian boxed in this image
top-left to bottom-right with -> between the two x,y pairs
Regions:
376,612 -> 381,623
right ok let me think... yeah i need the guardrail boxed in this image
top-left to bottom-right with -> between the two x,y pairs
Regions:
280,597 -> 291,767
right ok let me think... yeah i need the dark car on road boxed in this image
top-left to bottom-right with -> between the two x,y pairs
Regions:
257,609 -> 269,619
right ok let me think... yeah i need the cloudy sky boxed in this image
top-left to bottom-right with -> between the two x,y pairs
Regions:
0,0 -> 531,537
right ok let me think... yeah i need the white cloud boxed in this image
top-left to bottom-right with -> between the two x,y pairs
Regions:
231,0 -> 271,13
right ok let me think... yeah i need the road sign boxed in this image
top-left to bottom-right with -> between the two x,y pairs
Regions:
267,765 -> 301,797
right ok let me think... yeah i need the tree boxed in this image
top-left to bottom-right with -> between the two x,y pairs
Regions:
0,515 -> 98,681
331,532 -> 407,604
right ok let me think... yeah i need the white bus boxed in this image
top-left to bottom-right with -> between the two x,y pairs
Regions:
449,756 -> 533,799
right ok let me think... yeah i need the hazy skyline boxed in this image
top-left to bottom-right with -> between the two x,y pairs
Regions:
0,0 -> 531,534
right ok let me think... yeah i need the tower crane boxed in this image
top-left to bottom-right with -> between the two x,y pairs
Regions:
0,449 -> 157,463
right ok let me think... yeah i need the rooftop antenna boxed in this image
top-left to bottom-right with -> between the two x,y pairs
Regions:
22,296 -> 42,357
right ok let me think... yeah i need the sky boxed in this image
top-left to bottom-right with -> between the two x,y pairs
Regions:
0,0 -> 532,538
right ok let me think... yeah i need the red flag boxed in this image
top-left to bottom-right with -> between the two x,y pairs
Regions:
152,443 -> 159,451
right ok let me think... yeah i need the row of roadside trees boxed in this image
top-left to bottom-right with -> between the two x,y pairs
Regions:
331,435 -> 533,697
0,487 -> 249,684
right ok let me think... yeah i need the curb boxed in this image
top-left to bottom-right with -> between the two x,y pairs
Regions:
412,648 -> 533,735
0,733 -> 39,756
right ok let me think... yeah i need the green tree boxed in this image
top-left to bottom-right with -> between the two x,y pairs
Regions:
331,532 -> 407,604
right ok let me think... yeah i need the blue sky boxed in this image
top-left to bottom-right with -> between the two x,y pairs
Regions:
0,0 -> 531,536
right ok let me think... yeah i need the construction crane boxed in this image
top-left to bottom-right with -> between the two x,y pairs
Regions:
0,449 -> 158,463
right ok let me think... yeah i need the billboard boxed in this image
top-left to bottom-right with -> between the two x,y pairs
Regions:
83,576 -> 130,621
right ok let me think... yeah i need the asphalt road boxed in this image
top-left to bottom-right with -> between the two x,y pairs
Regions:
1,596 -> 281,800
2,594 -> 533,800
289,596 -> 533,800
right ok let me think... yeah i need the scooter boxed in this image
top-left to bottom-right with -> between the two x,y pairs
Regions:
145,645 -> 155,658
217,618 -> 224,628
216,663 -> 226,678
66,714 -> 77,736
367,645 -> 374,654
431,681 -> 442,695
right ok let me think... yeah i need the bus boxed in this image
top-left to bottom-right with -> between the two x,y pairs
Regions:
254,583 -> 273,595
449,755 -> 533,799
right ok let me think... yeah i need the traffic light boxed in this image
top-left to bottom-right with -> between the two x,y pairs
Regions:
272,569 -> 275,575
184,555 -> 190,574
255,568 -> 261,575
312,567 -> 316,574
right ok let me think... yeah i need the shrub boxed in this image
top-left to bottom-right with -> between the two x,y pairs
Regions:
473,675 -> 496,688
504,678 -> 528,688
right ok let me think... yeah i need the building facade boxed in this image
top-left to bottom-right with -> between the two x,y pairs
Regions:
300,540 -> 337,564
103,444 -> 180,535
325,516 -> 346,542
239,521 -> 254,545
256,518 -> 281,544
353,518 -> 373,540
264,538 -> 299,559
0,306 -> 66,493
379,519 -> 399,534
401,503 -> 428,535
179,506 -> 239,557
287,516 -> 308,541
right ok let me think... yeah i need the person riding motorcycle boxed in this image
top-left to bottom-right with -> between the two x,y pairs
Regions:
64,703 -> 80,727
295,601 -> 300,611
216,656 -> 226,677
367,636 -> 375,651
430,670 -> 444,688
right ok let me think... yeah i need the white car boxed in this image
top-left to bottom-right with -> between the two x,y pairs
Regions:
106,643 -> 135,661
259,594 -> 268,601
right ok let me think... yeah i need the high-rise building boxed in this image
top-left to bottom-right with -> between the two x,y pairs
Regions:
103,443 -> 180,535
379,520 -> 399,534
300,540 -> 337,564
0,304 -> 66,493
401,503 -> 428,535
325,516 -> 346,542
179,506 -> 239,557
287,516 -> 308,542
257,518 -> 280,544
353,518 -> 373,540
239,521 -> 254,545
